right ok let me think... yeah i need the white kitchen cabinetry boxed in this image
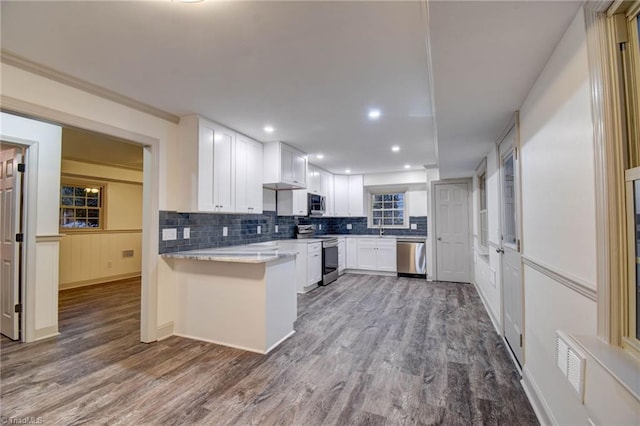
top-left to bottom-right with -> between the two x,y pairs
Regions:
176,115 -> 234,212
333,174 -> 364,216
307,243 -> 322,285
277,189 -> 308,216
235,133 -> 263,214
177,115 -> 263,214
263,142 -> 308,190
278,241 -> 322,292
307,164 -> 322,195
355,238 -> 397,272
346,237 -> 358,269
348,175 -> 364,216
322,171 -> 334,216
337,237 -> 346,274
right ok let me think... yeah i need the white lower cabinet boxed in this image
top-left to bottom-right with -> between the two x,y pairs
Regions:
278,241 -> 322,292
307,243 -> 322,285
354,238 -> 397,272
337,237 -> 346,274
346,238 -> 358,269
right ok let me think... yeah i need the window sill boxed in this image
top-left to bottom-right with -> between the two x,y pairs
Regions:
572,335 -> 640,403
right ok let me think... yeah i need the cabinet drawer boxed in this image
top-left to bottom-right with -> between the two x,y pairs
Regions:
308,243 -> 322,254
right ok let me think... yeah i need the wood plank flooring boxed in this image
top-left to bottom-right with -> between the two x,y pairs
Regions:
1,275 -> 538,425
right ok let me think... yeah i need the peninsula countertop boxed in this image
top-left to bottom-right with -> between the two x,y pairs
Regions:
161,245 -> 296,264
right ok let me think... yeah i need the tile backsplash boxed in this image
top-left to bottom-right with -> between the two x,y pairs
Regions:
159,211 -> 427,254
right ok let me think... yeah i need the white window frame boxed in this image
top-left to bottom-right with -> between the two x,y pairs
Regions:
366,187 -> 409,229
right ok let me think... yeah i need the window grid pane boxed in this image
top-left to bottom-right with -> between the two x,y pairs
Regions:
371,192 -> 404,227
60,184 -> 102,229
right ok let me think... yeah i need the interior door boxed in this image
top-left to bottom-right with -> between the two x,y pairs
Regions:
435,182 -> 470,282
1,147 -> 22,340
499,127 -> 524,366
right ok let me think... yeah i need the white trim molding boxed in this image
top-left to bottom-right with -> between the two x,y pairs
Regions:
1,50 -> 179,124
522,255 -> 598,302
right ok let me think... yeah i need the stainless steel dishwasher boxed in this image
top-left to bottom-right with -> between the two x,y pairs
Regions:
396,238 -> 427,278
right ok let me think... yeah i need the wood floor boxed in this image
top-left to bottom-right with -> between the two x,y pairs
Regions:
1,275 -> 538,425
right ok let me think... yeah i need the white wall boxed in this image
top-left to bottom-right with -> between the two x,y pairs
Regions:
1,63 -> 179,338
516,7 -> 637,424
0,112 -> 62,341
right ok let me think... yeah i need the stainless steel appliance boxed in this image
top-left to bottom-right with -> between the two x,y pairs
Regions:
307,193 -> 326,216
295,224 -> 315,239
320,237 -> 339,285
397,238 -> 427,278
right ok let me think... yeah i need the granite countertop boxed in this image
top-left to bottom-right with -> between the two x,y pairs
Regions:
162,246 -> 296,264
276,238 -> 324,244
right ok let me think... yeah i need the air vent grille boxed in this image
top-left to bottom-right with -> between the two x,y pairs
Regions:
556,331 -> 586,402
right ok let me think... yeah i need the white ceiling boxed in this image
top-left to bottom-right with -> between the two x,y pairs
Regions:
0,1 -> 581,178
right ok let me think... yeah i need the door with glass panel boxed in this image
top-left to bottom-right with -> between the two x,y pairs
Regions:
499,126 -> 524,366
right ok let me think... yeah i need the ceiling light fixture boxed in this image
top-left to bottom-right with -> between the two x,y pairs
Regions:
368,109 -> 381,120
345,169 -> 351,174
316,154 -> 324,159
264,125 -> 275,133
404,164 -> 411,169
391,145 -> 400,152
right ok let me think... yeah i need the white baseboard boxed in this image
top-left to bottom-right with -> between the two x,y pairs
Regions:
59,273 -> 141,290
156,321 -> 174,340
33,325 -> 59,342
173,330 -> 294,354
522,365 -> 555,426
471,279 -> 501,335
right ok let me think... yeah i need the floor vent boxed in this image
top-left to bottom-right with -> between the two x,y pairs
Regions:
556,331 -> 586,402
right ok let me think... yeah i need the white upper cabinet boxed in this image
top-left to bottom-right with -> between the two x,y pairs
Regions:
322,170 -> 334,216
348,175 -> 364,216
235,133 -> 263,214
307,164 -> 322,195
277,189 -> 308,216
176,115 -> 263,214
263,142 -> 308,190
333,174 -> 364,217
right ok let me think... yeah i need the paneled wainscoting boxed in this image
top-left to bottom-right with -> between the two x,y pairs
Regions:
0,276 -> 537,425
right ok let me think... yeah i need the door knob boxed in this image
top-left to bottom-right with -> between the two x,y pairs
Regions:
437,237 -> 442,241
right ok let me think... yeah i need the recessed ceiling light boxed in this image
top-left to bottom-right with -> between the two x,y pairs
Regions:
368,109 -> 381,120
264,125 -> 275,133
391,145 -> 400,152
404,164 -> 411,169
345,169 -> 351,174
316,154 -> 324,159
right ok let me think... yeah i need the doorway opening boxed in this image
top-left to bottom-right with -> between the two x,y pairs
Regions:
57,126 -> 143,337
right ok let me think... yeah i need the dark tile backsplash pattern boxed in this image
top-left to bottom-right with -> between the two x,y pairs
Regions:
159,211 -> 427,254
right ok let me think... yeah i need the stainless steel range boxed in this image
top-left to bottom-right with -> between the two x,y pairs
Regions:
319,237 -> 339,285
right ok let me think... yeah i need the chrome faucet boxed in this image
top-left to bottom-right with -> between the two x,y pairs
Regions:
379,227 -> 384,236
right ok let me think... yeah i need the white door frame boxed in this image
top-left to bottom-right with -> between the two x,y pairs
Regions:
431,178 -> 473,282
1,98 -> 160,343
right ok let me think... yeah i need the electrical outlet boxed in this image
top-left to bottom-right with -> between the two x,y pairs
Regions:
257,226 -> 261,234
346,224 -> 352,230
411,223 -> 417,230
319,224 -> 322,230
183,227 -> 190,239
222,227 -> 228,237
162,228 -> 177,241
107,260 -> 113,268
275,225 -> 279,233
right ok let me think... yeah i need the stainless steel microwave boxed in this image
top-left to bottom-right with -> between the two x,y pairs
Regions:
308,193 -> 326,216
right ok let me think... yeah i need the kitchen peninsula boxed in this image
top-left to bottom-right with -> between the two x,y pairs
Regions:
162,246 -> 297,354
